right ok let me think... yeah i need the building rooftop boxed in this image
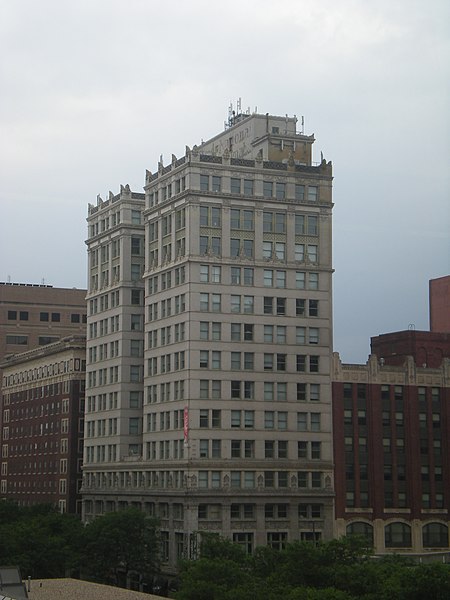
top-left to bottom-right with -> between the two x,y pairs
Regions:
26,579 -> 165,600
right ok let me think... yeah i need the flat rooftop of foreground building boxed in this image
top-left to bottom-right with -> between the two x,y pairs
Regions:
26,578 -> 166,600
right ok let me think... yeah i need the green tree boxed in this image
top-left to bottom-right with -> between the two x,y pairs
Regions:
0,504 -> 83,578
81,508 -> 160,587
379,562 -> 450,600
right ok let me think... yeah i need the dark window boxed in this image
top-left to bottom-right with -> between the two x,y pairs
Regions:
19,311 -> 29,321
296,299 -> 305,316
309,300 -> 319,316
423,523 -> 448,548
276,298 -> 286,315
385,522 -> 411,548
346,522 -> 374,546
297,355 -> 306,372
39,336 -> 59,346
310,356 -> 319,372
7,310 -> 17,320
6,335 -> 28,345
71,313 -> 80,323
40,312 -> 49,322
131,290 -> 142,305
264,297 -> 273,314
51,312 -> 60,322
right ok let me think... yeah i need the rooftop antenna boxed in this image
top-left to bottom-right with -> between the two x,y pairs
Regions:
7,274 -> 11,283
41,278 -> 45,285
226,102 -> 234,129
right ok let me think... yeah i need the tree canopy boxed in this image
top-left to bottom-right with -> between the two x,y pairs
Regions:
176,535 -> 450,600
81,507 -> 160,587
0,503 -> 160,587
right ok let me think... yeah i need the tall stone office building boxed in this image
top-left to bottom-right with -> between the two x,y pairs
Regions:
82,112 -> 334,570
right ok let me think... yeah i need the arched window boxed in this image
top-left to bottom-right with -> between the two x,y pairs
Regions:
346,521 -> 374,546
385,522 -> 411,548
423,523 -> 448,548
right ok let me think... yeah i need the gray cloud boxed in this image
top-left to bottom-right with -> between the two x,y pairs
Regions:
1,0 -> 448,362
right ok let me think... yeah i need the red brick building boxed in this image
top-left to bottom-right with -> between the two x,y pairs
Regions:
371,329 -> 450,369
430,275 -> 450,333
332,331 -> 450,555
0,336 -> 86,514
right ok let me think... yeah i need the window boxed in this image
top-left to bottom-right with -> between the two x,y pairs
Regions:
200,205 -> 221,227
263,181 -> 273,198
297,412 -> 307,431
231,295 -> 241,313
308,215 -> 318,235
200,175 -> 209,191
243,179 -> 254,195
276,326 -> 286,343
296,272 -> 306,289
307,245 -> 318,263
6,335 -> 28,345
309,300 -> 319,316
233,532 -> 253,555
296,355 -> 306,373
265,411 -> 275,429
309,328 -> 319,344
231,178 -> 241,194
310,356 -> 319,372
308,186 -> 318,202
200,235 -> 221,256
276,298 -> 286,315
131,289 -> 142,305
295,244 -> 304,261
309,273 -> 319,290
129,417 -> 140,435
131,236 -> 143,255
385,522 -> 412,548
295,214 -> 305,234
264,296 -> 273,314
298,441 -> 307,458
40,312 -> 49,321
346,522 -> 374,546
264,325 -> 273,342
231,323 -> 241,341
297,383 -> 307,401
276,182 -> 285,200
244,324 -> 254,341
230,238 -> 254,258
267,532 -> 287,550
296,299 -> 306,316
311,442 -> 321,459
295,184 -> 305,201
296,327 -> 306,345
263,212 -> 286,233
231,208 -> 254,230
423,523 -> 449,548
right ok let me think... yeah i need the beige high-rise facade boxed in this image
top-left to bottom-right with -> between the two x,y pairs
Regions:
82,112 -> 334,571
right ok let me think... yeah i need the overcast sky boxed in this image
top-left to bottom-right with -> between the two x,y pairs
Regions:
0,0 -> 448,362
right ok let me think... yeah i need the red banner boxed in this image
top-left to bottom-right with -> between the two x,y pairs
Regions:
183,407 -> 189,442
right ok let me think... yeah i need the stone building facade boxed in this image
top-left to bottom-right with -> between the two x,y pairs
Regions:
81,111 -> 335,570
